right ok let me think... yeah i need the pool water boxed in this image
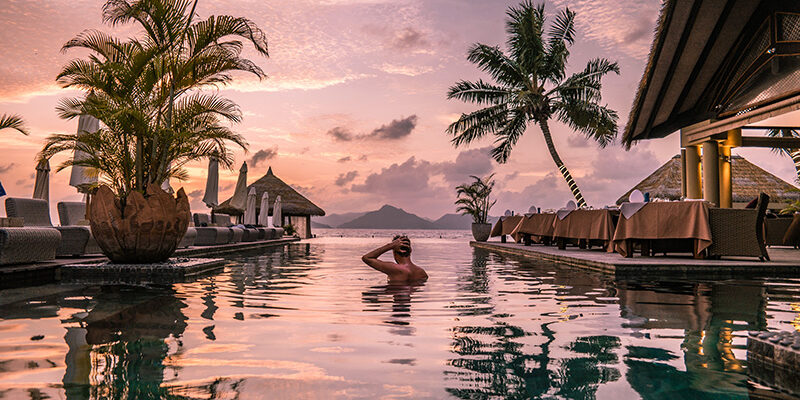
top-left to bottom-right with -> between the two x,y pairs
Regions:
1,233 -> 799,399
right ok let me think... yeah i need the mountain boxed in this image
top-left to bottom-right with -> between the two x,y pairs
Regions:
339,205 -> 437,229
314,212 -> 367,227
432,213 -> 473,230
310,221 -> 332,229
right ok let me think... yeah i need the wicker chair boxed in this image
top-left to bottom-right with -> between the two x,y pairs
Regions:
6,198 -> 89,257
0,227 -> 61,265
765,216 -> 794,246
706,193 -> 770,261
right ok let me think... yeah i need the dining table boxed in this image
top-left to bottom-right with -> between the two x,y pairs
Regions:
612,200 -> 712,258
490,215 -> 524,242
552,209 -> 618,251
510,213 -> 556,244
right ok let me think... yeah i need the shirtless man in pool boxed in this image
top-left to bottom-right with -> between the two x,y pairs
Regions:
362,236 -> 428,283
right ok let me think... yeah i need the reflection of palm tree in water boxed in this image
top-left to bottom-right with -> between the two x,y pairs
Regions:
445,249 -> 622,398
446,319 -> 621,399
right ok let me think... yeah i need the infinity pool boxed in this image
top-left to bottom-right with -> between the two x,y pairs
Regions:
1,233 -> 799,399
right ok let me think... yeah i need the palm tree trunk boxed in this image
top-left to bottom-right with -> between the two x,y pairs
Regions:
538,119 -> 587,208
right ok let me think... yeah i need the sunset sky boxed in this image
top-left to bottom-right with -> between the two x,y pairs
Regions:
0,0 -> 795,220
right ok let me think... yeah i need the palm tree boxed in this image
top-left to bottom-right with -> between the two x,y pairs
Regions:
40,0 -> 268,201
0,114 -> 29,135
766,128 -> 800,183
446,1 -> 619,208
455,174 -> 497,224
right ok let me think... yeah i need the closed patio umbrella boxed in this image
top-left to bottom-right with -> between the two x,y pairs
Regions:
229,162 -> 248,211
272,195 -> 282,228
68,114 -> 99,192
244,187 -> 257,225
33,159 -> 50,202
258,192 -> 270,226
202,157 -> 219,208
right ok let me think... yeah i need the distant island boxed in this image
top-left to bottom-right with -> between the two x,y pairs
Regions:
314,204 -> 499,230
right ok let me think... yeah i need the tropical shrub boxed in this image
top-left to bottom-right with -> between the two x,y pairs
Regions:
39,0 -> 269,203
456,174 -> 497,224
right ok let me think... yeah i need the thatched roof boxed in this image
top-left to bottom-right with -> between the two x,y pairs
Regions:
215,167 -> 325,216
617,155 -> 800,205
622,0 -> 794,146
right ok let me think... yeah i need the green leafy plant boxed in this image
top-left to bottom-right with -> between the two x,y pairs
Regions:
446,1 -> 619,208
780,200 -> 800,215
456,174 -> 497,224
39,0 -> 268,202
0,114 -> 29,135
283,224 -> 296,236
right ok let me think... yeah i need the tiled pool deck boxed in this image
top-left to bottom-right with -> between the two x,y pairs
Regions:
472,241 -> 800,277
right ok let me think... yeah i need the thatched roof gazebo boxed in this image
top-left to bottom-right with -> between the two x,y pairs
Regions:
617,155 -> 800,208
622,0 -> 800,209
216,167 -> 325,238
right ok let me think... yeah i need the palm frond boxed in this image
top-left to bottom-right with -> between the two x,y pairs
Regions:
466,44 -> 527,88
505,0 -> 545,75
0,114 -> 29,135
447,79 -> 513,105
447,105 -> 508,147
490,109 -> 528,163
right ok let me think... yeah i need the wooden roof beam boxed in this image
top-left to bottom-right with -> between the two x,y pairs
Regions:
739,136 -> 800,148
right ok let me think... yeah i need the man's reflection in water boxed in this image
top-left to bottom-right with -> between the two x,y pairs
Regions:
362,283 -> 425,337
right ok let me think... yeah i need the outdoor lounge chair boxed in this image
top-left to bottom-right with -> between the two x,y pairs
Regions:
192,213 -> 230,245
0,227 -> 61,265
212,213 -> 253,242
706,193 -> 770,261
6,198 -> 89,257
178,226 -> 197,248
57,201 -> 103,254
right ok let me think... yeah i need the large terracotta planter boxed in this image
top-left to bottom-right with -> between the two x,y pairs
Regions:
471,222 -> 492,242
89,185 -> 191,263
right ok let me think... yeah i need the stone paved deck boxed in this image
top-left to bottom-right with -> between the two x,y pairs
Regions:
472,241 -> 800,278
0,237 -> 299,288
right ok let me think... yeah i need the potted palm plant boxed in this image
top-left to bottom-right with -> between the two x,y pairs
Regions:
456,174 -> 497,242
39,0 -> 268,263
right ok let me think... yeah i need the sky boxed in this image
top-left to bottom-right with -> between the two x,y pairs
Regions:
0,0 -> 796,220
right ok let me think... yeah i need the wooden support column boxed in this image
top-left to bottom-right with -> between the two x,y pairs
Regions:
680,149 -> 687,198
719,145 -> 732,208
702,141 -> 720,206
685,145 -> 702,199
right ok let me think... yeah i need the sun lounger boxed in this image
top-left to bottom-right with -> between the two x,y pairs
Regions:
6,198 -> 89,257
57,201 -> 103,254
178,227 -> 197,248
212,213 -> 256,243
192,213 -> 230,245
0,227 -> 61,265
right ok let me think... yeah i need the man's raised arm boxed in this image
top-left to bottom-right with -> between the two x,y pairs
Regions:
362,239 -> 402,275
